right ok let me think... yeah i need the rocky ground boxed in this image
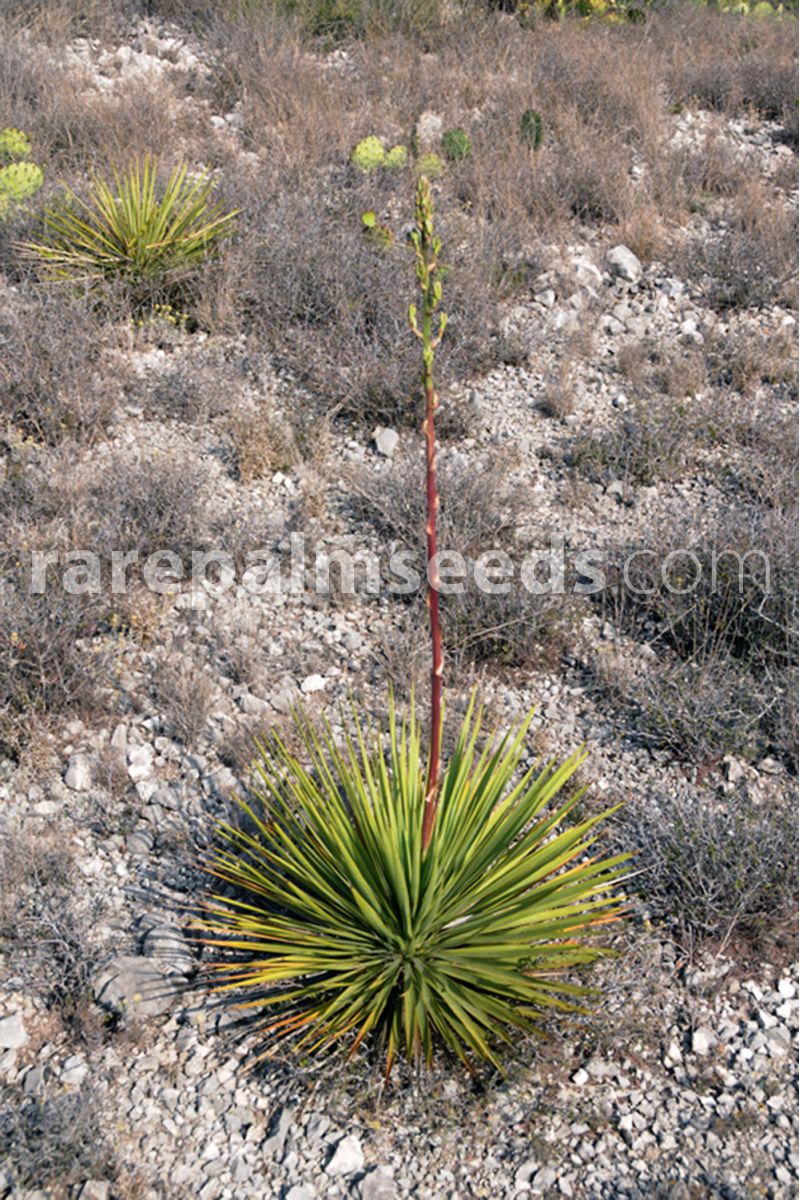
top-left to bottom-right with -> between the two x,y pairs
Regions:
0,8 -> 797,1199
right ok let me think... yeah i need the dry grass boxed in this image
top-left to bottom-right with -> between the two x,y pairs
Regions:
226,407 -> 298,482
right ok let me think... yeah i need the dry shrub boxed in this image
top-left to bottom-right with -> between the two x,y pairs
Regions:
612,788 -> 798,953
1,0 -> 138,40
206,16 -> 358,180
0,1084 -> 118,1192
220,184 -> 498,427
0,288 -> 117,444
617,201 -> 667,265
539,358 -> 576,419
661,5 -> 798,142
570,395 -> 706,487
705,323 -> 797,395
616,336 -> 707,399
0,833 -> 105,1039
598,497 -> 797,763
150,654 -> 216,747
677,182 -> 798,312
674,136 -> 751,205
349,454 -> 576,672
85,453 -> 210,565
39,75 -> 213,176
0,560 -> 112,757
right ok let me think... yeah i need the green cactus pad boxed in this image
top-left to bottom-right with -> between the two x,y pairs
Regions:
361,210 -> 393,249
351,136 -> 385,173
384,144 -> 408,170
520,108 -> 544,151
414,153 -> 445,180
0,160 -> 44,206
0,127 -> 32,161
442,128 -> 471,162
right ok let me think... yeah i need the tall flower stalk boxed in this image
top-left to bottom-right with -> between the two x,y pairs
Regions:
197,175 -> 629,1073
409,177 -> 448,853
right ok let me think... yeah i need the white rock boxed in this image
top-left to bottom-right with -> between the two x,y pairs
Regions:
777,978 -> 796,999
358,1166 -> 397,1200
263,1105 -> 292,1157
240,692 -> 271,716
61,1055 -> 89,1087
722,754 -> 747,784
585,1057 -> 615,1078
680,318 -> 703,345
78,1184 -> 110,1200
532,1167 -> 558,1194
110,723 -> 128,752
300,674 -> 326,695
606,245 -> 642,284
691,1027 -> 716,1056
64,753 -> 93,792
0,1013 -> 28,1049
515,1160 -> 538,1189
572,255 -> 603,288
765,1026 -> 792,1056
372,427 -> 399,459
127,743 -> 155,783
326,1134 -> 364,1177
571,1068 -> 589,1086
93,955 -> 181,1018
142,924 -> 193,974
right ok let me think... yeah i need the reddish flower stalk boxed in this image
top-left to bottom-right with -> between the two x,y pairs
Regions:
409,177 -> 448,853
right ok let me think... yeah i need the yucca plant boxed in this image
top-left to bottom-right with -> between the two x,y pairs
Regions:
24,157 -> 237,304
198,178 -> 629,1073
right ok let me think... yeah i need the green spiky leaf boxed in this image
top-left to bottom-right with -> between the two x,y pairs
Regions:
23,156 -> 238,301
198,698 -> 629,1072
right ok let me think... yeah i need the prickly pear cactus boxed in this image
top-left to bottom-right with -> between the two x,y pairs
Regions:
0,127 -> 32,161
414,153 -> 445,180
0,128 -> 43,219
0,161 -> 44,216
361,210 -> 394,249
351,136 -> 385,173
384,144 -> 408,170
0,160 -> 44,206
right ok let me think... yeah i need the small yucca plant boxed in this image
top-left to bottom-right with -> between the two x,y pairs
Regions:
24,156 -> 237,302
199,177 -> 628,1073
201,699 -> 627,1070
